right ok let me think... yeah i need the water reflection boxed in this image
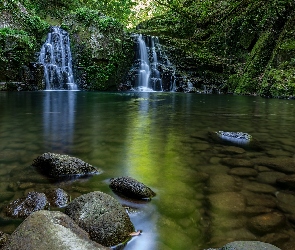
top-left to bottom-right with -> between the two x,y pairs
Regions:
43,91 -> 77,153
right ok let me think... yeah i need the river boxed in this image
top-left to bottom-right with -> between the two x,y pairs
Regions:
0,91 -> 294,249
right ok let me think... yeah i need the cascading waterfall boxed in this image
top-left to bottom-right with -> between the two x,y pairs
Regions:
127,34 -> 175,92
38,26 -> 77,90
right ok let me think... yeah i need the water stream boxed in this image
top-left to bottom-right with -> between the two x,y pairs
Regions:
128,34 -> 175,92
38,26 -> 77,90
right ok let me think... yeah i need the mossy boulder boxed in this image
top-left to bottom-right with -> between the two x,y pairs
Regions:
109,176 -> 156,200
32,152 -> 100,179
64,191 -> 134,247
5,191 -> 49,219
2,210 -> 109,250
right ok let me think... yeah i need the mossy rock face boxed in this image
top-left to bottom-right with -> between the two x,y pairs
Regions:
109,176 -> 156,200
2,210 -> 109,250
65,191 -> 134,247
5,191 -> 49,219
32,152 -> 100,179
208,131 -> 263,150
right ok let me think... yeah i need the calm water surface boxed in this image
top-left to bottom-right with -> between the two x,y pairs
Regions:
0,91 -> 294,249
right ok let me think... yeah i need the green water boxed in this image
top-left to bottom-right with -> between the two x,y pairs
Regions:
0,91 -> 294,249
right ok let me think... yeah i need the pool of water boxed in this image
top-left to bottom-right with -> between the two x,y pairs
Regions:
0,91 -> 294,249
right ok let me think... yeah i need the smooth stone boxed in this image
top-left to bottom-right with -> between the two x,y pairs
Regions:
256,171 -> 286,185
247,212 -> 285,234
245,206 -> 273,215
276,174 -> 295,189
210,214 -> 247,229
18,182 -> 35,190
243,181 -> 276,194
220,241 -> 281,250
209,157 -> 221,164
243,191 -> 277,208
275,191 -> 295,214
221,158 -> 253,168
254,165 -> 272,172
208,192 -> 246,213
251,157 -> 295,174
201,165 -> 230,175
2,210 -> 109,250
220,146 -> 246,155
228,167 -> 258,177
207,174 -> 240,193
266,149 -> 291,157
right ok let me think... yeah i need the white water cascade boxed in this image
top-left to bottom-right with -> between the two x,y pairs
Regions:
137,34 -> 152,91
127,34 -> 175,92
38,26 -> 77,90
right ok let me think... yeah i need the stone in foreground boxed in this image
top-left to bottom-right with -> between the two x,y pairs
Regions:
65,191 -> 134,247
32,152 -> 100,178
5,191 -> 49,218
2,210 -> 109,250
220,240 -> 281,250
109,176 -> 156,200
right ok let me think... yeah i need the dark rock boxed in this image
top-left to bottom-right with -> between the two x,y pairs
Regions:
0,231 -> 9,248
2,210 -> 109,250
260,232 -> 290,246
247,212 -> 285,235
244,192 -> 277,208
207,174 -> 240,193
244,181 -> 277,194
220,146 -> 246,155
251,157 -> 295,174
221,158 -> 254,168
45,188 -> 70,208
109,176 -> 156,200
276,174 -> 295,189
65,191 -> 134,247
256,171 -> 286,185
208,131 -> 263,150
32,152 -> 100,179
220,241 -> 281,250
245,206 -> 273,215
5,191 -> 49,218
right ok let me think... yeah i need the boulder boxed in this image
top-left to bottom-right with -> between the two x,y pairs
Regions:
2,210 -> 109,250
208,131 -> 262,150
32,152 -> 100,178
65,191 -> 134,247
109,176 -> 156,200
45,188 -> 70,208
5,191 -> 49,218
220,241 -> 281,250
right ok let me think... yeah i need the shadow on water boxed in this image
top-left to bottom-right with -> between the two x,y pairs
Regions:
0,92 -> 295,249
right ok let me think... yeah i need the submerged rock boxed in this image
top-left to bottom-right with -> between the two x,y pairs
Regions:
208,131 -> 262,150
5,191 -> 49,218
2,210 -> 109,250
45,188 -> 70,208
32,152 -> 100,179
109,176 -> 156,200
65,191 -> 134,247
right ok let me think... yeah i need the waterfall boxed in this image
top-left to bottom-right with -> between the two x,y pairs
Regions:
38,26 -> 77,90
126,34 -> 175,92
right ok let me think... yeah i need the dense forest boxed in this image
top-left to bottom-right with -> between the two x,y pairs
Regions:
0,0 -> 295,97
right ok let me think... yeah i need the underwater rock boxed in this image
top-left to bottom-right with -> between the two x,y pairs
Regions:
5,191 -> 49,218
252,157 -> 295,174
276,174 -> 295,189
208,192 -> 246,213
109,176 -> 156,200
247,212 -> 285,235
2,210 -> 109,250
32,152 -> 100,179
45,188 -> 70,208
208,131 -> 263,150
65,191 -> 134,247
